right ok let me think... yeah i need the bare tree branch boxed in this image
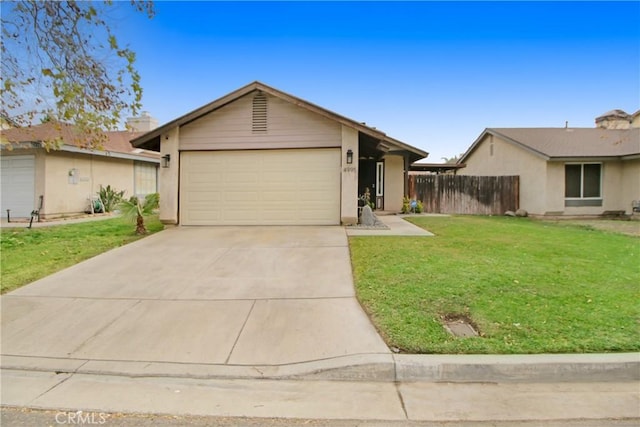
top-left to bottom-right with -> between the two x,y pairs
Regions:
1,0 -> 154,148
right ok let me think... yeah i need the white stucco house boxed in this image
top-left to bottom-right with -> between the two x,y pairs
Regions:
131,81 -> 428,225
457,110 -> 640,216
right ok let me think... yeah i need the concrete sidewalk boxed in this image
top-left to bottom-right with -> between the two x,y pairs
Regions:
346,214 -> 434,236
3,369 -> 638,423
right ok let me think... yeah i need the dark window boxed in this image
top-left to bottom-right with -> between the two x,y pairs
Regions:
565,164 -> 581,198
565,163 -> 601,199
583,164 -> 601,197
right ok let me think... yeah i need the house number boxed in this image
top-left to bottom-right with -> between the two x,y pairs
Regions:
343,166 -> 356,172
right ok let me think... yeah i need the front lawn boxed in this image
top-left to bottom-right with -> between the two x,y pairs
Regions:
350,215 -> 640,354
1,215 -> 163,294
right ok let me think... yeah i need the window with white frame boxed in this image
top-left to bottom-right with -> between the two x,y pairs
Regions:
134,161 -> 158,197
564,163 -> 602,206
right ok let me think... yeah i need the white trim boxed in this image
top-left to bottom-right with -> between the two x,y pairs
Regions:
59,145 -> 161,163
376,162 -> 384,197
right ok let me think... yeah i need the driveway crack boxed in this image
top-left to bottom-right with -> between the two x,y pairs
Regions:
224,300 -> 256,364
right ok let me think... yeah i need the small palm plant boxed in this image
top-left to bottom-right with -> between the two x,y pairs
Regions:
117,193 -> 159,235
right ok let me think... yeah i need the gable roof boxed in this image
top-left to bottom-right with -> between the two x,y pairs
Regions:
459,127 -> 640,163
131,81 -> 428,161
0,122 -> 160,163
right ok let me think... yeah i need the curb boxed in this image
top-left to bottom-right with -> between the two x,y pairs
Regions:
393,353 -> 640,383
2,353 -> 638,383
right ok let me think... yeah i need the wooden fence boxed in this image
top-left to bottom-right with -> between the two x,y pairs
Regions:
408,175 -> 519,215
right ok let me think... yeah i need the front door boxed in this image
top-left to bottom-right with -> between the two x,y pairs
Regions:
375,161 -> 384,210
358,159 -> 384,209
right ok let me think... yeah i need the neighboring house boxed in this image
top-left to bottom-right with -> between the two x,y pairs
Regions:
132,81 -> 428,226
457,110 -> 640,216
1,116 -> 160,219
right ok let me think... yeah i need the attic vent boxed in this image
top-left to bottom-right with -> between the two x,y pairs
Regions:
252,92 -> 267,133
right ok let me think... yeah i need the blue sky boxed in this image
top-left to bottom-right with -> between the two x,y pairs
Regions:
116,1 -> 639,162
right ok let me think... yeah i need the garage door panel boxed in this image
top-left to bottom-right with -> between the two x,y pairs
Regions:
224,191 -> 260,202
188,211 -> 223,222
224,172 -> 259,183
1,155 -> 35,218
180,149 -> 340,225
189,173 -> 224,185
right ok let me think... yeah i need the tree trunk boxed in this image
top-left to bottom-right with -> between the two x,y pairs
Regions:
135,214 -> 147,235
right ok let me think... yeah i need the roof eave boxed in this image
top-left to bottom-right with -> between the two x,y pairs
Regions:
410,162 -> 465,172
383,135 -> 428,160
131,81 -> 427,159
132,81 -> 262,148
0,141 -> 160,163
59,144 -> 161,163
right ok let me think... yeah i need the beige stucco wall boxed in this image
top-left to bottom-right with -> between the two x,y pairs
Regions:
340,125 -> 358,225
383,154 -> 405,212
459,134 -> 547,214
544,162 -> 565,214
621,159 -> 640,213
43,151 -> 133,217
159,127 -> 180,224
602,161 -> 623,213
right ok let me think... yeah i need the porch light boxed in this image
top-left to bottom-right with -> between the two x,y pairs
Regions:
346,149 -> 353,164
161,154 -> 171,168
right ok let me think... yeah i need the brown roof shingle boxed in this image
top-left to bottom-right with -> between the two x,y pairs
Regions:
1,122 -> 159,160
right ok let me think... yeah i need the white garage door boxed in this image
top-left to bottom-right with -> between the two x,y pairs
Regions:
1,155 -> 35,218
180,149 -> 341,225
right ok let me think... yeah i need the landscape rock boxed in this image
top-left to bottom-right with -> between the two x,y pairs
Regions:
515,209 -> 528,217
360,205 -> 376,226
504,210 -> 516,217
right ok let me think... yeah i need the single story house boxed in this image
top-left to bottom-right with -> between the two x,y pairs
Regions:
131,81 -> 428,226
457,110 -> 640,216
1,118 -> 160,219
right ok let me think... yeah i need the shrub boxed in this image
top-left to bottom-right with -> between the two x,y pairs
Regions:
401,197 -> 423,214
98,185 -> 125,212
401,196 -> 411,214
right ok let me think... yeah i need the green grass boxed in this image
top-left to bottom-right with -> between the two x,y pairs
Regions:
1,215 -> 163,294
349,215 -> 640,354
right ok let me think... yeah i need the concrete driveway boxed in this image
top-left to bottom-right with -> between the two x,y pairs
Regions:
1,226 -> 389,377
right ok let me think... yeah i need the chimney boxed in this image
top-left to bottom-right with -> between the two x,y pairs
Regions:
126,112 -> 158,132
595,110 -> 632,130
